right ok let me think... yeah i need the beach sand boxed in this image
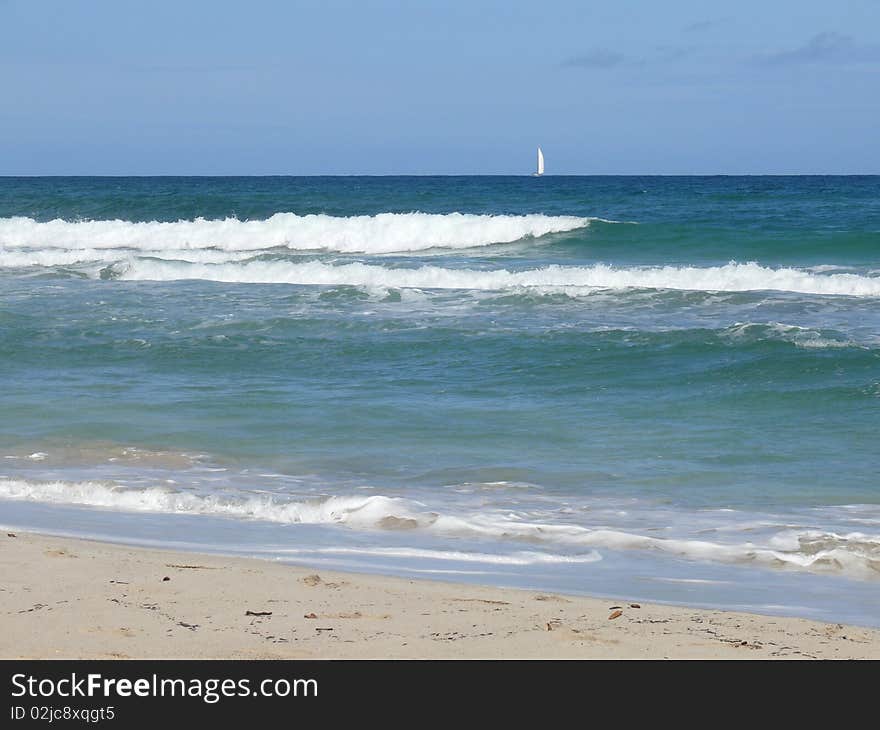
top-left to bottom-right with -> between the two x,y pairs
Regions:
1,531 -> 877,659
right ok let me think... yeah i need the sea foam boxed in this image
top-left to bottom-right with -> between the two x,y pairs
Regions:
0,213 -> 589,254
112,259 -> 880,297
1,477 -> 877,579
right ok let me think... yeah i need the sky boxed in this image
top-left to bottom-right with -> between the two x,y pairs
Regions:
1,0 -> 878,175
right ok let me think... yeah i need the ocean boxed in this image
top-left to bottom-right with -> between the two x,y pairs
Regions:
1,176 -> 878,626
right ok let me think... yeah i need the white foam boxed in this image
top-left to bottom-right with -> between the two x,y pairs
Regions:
651,577 -> 732,585
725,322 -> 861,349
0,213 -> 589,255
113,259 -> 880,297
274,546 -> 603,566
0,247 -> 257,268
1,477 -> 877,579
0,477 -> 419,528
809,264 -> 855,273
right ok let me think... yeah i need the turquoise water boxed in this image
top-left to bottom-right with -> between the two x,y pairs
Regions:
1,176 -> 878,625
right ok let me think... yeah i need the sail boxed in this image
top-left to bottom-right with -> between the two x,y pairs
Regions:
537,147 -> 544,175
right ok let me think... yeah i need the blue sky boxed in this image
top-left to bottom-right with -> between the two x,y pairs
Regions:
2,0 -> 878,174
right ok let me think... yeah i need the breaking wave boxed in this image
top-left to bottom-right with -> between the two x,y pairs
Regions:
108,259 -> 880,297
1,478 -> 877,579
0,212 -> 589,255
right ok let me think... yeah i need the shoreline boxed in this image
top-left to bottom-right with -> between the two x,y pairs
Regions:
2,531 -> 878,659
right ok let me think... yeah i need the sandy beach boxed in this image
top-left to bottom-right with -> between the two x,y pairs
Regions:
1,531 -> 877,659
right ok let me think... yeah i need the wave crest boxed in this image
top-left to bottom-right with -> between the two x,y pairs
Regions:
1,478 -> 877,579
111,259 -> 880,297
0,212 -> 589,254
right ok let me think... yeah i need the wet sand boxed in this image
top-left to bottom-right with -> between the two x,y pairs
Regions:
2,531 -> 878,659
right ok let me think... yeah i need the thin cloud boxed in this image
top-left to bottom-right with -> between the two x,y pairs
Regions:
756,32 -> 880,66
562,44 -> 697,70
683,19 -> 721,33
561,49 -> 628,69
655,45 -> 695,62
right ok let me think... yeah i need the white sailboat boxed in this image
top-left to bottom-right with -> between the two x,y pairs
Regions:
533,146 -> 544,177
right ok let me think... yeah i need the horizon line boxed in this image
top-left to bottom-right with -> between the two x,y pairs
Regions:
1,173 -> 878,178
